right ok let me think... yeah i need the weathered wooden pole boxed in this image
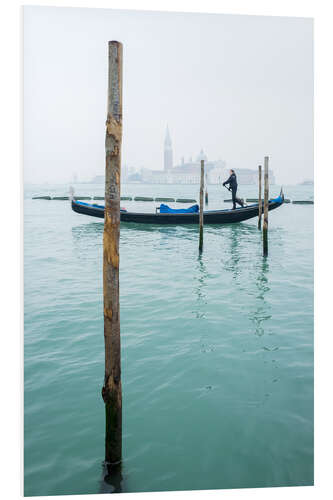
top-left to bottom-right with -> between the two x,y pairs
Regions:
199,160 -> 204,252
205,173 -> 208,205
102,40 -> 123,469
263,156 -> 269,256
258,165 -> 262,230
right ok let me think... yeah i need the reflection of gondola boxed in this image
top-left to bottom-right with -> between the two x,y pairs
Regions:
71,191 -> 284,225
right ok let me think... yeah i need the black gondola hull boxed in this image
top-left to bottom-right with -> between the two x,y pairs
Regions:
71,195 -> 284,225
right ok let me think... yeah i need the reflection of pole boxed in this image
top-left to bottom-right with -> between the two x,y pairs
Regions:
263,156 -> 269,257
102,41 -> 122,469
205,173 -> 208,205
258,165 -> 262,230
251,260 -> 270,337
199,160 -> 204,252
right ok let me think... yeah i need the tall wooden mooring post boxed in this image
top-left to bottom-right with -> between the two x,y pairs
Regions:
263,156 -> 269,257
102,41 -> 123,469
199,160 -> 204,252
205,173 -> 208,205
258,165 -> 262,230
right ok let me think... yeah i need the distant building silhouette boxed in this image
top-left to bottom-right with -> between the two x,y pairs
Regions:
142,127 -> 275,184
90,126 -> 275,185
164,125 -> 173,171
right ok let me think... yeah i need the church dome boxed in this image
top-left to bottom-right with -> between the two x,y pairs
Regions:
196,149 -> 208,162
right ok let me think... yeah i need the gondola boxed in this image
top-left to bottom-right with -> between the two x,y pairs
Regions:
71,190 -> 284,225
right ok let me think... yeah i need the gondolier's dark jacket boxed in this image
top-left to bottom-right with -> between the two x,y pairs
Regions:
223,173 -> 237,190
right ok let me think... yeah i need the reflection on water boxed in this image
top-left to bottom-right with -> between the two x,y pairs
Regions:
71,220 -> 264,250
72,222 -> 103,239
25,183 -> 313,495
223,223 -> 257,284
71,223 -> 103,263
193,253 -> 207,320
227,225 -> 241,281
72,222 -> 104,257
72,221 -> 202,244
249,260 -> 271,337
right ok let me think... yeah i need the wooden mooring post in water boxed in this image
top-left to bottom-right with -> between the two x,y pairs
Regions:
205,173 -> 208,205
263,156 -> 269,257
199,160 -> 204,252
102,40 -> 123,470
258,165 -> 262,230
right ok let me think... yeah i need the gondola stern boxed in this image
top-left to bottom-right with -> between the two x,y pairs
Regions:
280,186 -> 284,203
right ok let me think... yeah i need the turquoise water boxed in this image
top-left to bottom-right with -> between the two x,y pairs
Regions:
24,183 -> 313,496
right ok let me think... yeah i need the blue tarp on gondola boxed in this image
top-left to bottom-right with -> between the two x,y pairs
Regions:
159,204 -> 199,214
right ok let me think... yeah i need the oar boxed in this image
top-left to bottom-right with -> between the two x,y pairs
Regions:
222,184 -> 246,207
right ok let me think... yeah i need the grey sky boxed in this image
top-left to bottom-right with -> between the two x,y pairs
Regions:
24,7 -> 313,185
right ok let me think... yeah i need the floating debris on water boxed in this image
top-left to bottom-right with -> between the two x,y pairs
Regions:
134,196 -> 154,201
246,197 -> 291,203
176,198 -> 197,203
155,197 -> 175,202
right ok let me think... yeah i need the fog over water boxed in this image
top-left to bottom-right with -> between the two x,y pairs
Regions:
24,7 -> 313,185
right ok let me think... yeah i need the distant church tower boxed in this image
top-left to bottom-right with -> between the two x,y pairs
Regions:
164,125 -> 173,171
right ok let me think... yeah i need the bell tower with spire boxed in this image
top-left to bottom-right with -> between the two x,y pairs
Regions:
164,125 -> 173,171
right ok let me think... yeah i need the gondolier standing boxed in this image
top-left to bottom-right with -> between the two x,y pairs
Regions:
223,169 -> 240,210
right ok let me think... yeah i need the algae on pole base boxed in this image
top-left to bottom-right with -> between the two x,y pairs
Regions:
102,41 -> 122,471
263,157 -> 269,257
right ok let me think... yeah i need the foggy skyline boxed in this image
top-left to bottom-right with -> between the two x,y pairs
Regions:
24,7 -> 313,185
